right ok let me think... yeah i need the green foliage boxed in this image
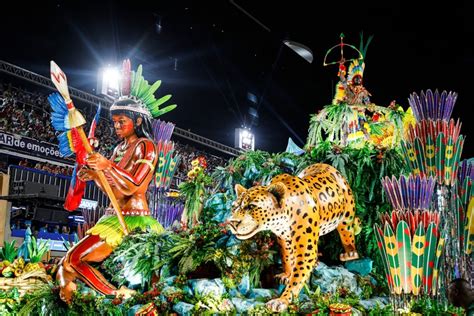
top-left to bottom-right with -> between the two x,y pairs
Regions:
0,288 -> 21,315
410,297 -> 464,316
27,236 -> 50,263
179,162 -> 213,227
212,150 -> 305,193
190,294 -> 235,314
366,304 -> 394,315
103,229 -> 166,290
209,140 -> 405,287
18,285 -> 67,316
0,240 -> 18,262
306,102 -> 410,148
95,299 -> 124,316
67,290 -> 101,316
155,222 -> 224,276
307,142 -> 406,275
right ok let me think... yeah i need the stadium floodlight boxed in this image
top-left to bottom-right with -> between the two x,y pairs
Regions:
235,127 -> 255,151
97,66 -> 120,99
283,40 -> 313,64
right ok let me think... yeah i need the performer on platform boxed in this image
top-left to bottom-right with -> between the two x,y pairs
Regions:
56,60 -> 176,303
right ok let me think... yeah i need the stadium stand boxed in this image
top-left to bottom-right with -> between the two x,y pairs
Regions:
0,61 -> 237,249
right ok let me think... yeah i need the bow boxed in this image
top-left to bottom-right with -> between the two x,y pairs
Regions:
323,33 -> 364,67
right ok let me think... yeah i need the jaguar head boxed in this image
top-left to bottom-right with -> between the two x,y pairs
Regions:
227,182 -> 287,239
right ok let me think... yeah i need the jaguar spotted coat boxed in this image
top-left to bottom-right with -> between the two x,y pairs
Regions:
228,163 -> 359,312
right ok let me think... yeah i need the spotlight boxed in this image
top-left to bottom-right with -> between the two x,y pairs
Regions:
97,66 -> 120,98
154,14 -> 163,34
235,127 -> 255,151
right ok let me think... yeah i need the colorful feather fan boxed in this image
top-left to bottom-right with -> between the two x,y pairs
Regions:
377,172 -> 446,296
154,141 -> 180,191
403,119 -> 464,186
48,92 -> 83,157
152,119 -> 175,142
382,175 -> 435,211
408,89 -> 457,122
152,120 -> 180,191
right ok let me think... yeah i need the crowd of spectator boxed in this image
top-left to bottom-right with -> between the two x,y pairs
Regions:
11,219 -> 74,236
18,158 -> 74,176
0,82 -> 228,180
174,141 -> 227,180
0,84 -> 57,143
0,82 -> 118,157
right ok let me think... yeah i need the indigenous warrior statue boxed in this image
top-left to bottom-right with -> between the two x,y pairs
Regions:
343,59 -> 372,141
344,59 -> 371,106
49,60 -> 176,303
324,34 -> 373,144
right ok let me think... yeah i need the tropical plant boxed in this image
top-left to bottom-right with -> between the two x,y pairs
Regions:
27,237 -> 49,263
180,157 -> 213,227
102,229 -> 166,290
17,285 -> 67,316
0,240 -> 18,263
155,222 -> 224,276
0,288 -> 22,316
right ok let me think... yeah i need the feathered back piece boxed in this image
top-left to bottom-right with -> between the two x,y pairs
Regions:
408,89 -> 457,122
347,59 -> 365,84
112,59 -> 177,118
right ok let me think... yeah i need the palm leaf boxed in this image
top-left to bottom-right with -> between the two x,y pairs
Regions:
0,240 -> 17,262
465,197 -> 474,255
432,228 -> 447,295
384,223 -> 401,294
396,221 -> 412,294
375,224 -> 393,292
411,224 -> 425,295
425,135 -> 436,177
414,137 -> 426,177
444,136 -> 454,185
422,222 -> 437,294
435,133 -> 445,185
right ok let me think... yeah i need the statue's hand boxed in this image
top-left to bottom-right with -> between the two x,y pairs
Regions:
86,152 -> 111,171
77,166 -> 95,181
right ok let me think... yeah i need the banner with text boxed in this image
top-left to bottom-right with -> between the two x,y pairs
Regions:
0,131 -> 64,160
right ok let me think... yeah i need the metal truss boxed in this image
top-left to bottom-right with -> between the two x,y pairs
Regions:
0,60 -> 242,157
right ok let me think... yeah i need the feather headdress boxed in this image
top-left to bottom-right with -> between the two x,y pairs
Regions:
347,59 -> 365,84
110,59 -> 176,118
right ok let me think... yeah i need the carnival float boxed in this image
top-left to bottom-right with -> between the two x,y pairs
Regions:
0,34 -> 472,315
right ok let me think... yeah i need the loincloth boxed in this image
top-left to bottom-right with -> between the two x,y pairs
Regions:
87,214 -> 164,247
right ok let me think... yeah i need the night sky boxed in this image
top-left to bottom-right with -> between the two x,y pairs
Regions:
1,0 -> 473,158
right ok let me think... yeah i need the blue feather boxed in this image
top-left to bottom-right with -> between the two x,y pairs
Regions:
48,93 -> 70,131
58,132 -> 74,157
71,164 -> 78,187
